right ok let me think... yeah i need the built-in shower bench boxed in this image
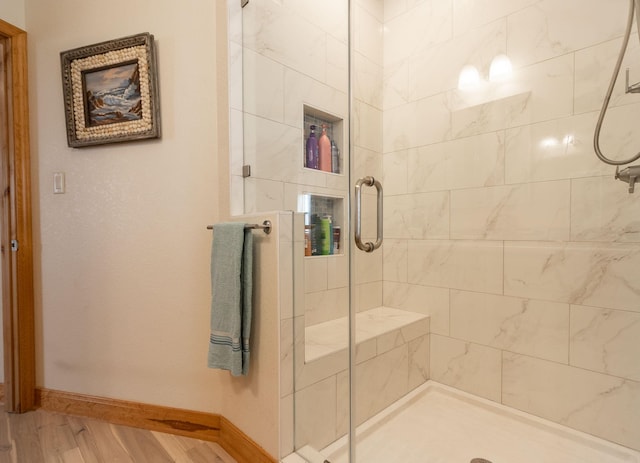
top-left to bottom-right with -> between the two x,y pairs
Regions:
305,307 -> 429,363
295,307 -> 431,440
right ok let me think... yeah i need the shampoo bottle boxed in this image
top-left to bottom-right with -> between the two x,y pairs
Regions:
331,140 -> 340,174
306,125 -> 319,169
318,124 -> 332,172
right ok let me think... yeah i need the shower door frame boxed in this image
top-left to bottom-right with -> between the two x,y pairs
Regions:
346,2 -> 356,461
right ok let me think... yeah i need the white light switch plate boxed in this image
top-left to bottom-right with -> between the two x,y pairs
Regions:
53,172 -> 65,194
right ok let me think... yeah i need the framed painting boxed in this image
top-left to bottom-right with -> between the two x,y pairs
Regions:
60,33 -> 160,148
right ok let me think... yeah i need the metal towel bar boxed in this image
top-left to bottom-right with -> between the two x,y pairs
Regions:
206,220 -> 272,235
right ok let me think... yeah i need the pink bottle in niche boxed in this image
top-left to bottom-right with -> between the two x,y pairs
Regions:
318,124 -> 332,172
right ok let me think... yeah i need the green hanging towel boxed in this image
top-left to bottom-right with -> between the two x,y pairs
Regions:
207,222 -> 253,376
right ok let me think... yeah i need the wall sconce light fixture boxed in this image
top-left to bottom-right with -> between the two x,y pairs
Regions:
458,54 -> 513,90
458,64 -> 481,90
489,54 -> 513,82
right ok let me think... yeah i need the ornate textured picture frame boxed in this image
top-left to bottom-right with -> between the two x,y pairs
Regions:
60,33 -> 161,148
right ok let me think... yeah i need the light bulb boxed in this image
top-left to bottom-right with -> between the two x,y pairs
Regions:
458,65 -> 481,90
489,54 -> 513,82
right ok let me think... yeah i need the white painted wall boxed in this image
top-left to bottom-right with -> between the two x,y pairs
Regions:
25,0 -> 228,414
0,1 -> 26,29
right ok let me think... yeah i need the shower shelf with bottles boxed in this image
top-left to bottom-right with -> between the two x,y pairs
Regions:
301,194 -> 344,257
301,105 -> 345,257
303,105 -> 343,175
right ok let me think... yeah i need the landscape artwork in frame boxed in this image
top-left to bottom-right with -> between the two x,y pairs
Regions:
84,61 -> 142,127
60,33 -> 161,148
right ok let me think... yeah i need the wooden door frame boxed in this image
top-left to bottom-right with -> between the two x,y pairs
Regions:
0,18 -> 35,413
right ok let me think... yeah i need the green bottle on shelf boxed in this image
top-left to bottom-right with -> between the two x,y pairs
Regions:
320,215 -> 333,255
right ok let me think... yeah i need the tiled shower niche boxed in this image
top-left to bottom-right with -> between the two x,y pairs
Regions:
303,105 -> 343,175
301,194 -> 344,256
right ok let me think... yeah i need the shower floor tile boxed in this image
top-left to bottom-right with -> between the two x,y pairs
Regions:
320,381 -> 640,463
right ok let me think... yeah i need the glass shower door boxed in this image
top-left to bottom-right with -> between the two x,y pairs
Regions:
349,0 -> 438,460
232,1 -> 428,461
236,1 -> 352,461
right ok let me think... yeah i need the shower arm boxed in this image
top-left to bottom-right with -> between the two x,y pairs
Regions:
626,68 -> 640,93
615,164 -> 640,193
593,0 -> 640,183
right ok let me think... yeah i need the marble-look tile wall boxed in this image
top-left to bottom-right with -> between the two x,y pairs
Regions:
382,0 -> 640,451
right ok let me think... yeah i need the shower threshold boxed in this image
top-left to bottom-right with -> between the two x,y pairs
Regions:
286,381 -> 640,463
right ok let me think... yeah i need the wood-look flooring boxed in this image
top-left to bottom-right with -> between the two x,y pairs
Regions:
0,407 -> 238,463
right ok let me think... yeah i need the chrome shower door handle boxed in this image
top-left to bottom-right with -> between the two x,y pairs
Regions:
355,176 -> 383,253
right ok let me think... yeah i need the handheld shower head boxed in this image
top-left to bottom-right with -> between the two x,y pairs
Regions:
593,0 -> 640,174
